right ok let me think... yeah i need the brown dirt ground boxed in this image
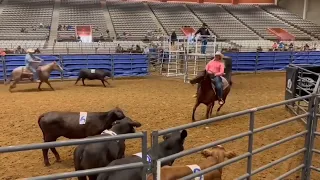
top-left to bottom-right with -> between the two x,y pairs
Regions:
0,72 -> 320,180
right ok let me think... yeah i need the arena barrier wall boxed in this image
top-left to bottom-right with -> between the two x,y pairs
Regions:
151,94 -> 320,180
0,132 -> 149,180
223,51 -> 320,72
1,54 -> 149,81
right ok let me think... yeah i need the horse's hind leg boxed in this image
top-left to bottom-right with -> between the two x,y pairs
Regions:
192,101 -> 200,122
9,80 -> 18,92
38,82 -> 43,90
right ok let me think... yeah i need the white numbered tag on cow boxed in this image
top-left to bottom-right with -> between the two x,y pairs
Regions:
79,112 -> 88,125
186,164 -> 204,180
90,69 -> 96,73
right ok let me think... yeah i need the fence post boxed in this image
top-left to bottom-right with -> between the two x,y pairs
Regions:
142,131 -> 148,180
255,51 -> 258,74
86,54 -> 89,69
151,131 -> 159,179
246,111 -> 255,180
111,54 -> 115,78
302,95 -> 317,180
2,56 -> 6,84
59,55 -> 63,81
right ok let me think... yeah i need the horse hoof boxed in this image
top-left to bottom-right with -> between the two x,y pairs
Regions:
44,162 -> 50,167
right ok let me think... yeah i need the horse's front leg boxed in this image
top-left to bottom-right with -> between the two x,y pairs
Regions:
209,102 -> 215,117
45,81 -> 54,90
192,100 -> 200,122
206,104 -> 213,119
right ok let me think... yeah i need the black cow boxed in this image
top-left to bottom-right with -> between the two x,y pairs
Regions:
74,117 -> 142,180
75,69 -> 112,87
96,130 -> 188,180
38,107 -> 125,166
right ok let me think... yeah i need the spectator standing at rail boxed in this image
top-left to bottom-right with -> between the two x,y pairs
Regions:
195,23 -> 210,54
170,29 -> 177,46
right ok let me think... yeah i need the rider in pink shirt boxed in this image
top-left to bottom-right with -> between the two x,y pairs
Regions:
205,52 -> 225,105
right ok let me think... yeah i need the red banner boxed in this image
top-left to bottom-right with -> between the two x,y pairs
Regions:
75,25 -> 93,43
267,28 -> 296,41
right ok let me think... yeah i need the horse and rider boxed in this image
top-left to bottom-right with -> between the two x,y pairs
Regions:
25,48 -> 43,82
5,48 -> 63,91
190,51 -> 232,121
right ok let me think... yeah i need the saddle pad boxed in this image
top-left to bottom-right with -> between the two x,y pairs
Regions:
212,76 -> 229,90
133,152 -> 152,163
90,69 -> 96,73
186,164 -> 204,180
101,130 -> 117,136
79,112 -> 87,125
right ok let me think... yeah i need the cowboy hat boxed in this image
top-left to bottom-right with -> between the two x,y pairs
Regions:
27,48 -> 35,53
215,51 -> 224,58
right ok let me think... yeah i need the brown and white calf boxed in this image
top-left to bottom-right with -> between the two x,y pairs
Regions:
147,145 -> 236,180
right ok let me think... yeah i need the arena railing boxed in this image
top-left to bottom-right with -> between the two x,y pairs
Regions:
0,132 -> 149,180
150,94 -> 318,180
1,53 -> 149,81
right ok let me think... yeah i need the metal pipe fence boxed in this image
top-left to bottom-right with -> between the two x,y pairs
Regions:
151,94 -> 319,180
0,132 -> 148,180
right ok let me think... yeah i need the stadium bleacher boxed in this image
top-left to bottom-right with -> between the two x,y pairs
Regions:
148,2 -> 206,37
58,0 -> 108,39
0,0 -> 53,40
223,4 -> 312,41
261,5 -> 320,39
187,4 -> 259,41
107,1 -> 164,40
0,0 -> 318,52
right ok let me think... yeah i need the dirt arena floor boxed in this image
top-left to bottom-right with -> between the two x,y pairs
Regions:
1,72 -> 320,180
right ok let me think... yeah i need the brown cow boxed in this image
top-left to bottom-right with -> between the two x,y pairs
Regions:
147,145 -> 236,180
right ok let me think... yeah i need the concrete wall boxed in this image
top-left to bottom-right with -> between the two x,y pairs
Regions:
278,0 -> 320,25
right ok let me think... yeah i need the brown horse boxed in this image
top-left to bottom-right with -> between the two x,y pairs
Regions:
190,70 -> 231,121
5,61 -> 63,92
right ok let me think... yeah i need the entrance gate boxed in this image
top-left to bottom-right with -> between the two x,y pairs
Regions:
285,64 -> 320,124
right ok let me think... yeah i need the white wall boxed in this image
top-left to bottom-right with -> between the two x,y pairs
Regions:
278,0 -> 319,25
307,0 -> 320,25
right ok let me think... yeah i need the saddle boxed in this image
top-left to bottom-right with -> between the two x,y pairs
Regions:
22,66 -> 40,75
211,76 -> 229,91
